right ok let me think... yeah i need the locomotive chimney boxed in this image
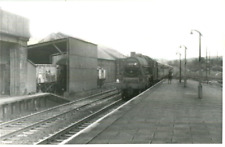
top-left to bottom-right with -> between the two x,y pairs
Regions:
131,52 -> 136,57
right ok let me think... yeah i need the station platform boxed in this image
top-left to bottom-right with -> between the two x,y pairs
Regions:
0,93 -> 68,105
0,93 -> 70,122
66,79 -> 222,144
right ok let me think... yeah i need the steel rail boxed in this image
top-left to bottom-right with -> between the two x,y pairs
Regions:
35,98 -> 122,144
0,90 -> 119,141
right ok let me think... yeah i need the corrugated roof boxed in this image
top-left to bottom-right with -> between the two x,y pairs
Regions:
98,48 -> 115,60
38,32 -> 96,45
37,32 -> 126,60
98,45 -> 126,60
38,32 -> 70,43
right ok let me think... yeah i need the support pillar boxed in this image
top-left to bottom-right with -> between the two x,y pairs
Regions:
10,45 -> 28,96
0,8 -> 30,97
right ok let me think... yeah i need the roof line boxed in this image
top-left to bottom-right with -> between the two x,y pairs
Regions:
28,38 -> 68,49
28,36 -> 97,49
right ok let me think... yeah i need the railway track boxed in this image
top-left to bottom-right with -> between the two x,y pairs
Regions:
35,99 -> 123,144
0,89 -> 122,144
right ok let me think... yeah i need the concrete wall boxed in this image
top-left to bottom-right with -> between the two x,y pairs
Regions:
0,9 -> 30,96
0,8 -> 30,42
0,42 -> 10,95
27,60 -> 37,94
0,41 -> 29,96
10,45 -> 28,96
98,59 -> 116,83
68,38 -> 97,94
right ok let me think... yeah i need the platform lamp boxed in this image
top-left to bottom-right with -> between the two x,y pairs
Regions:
176,52 -> 182,83
179,45 -> 187,87
190,29 -> 203,99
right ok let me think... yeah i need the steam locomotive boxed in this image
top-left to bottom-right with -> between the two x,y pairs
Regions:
119,52 -> 172,100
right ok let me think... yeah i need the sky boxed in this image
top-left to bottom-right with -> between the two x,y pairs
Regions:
0,0 -> 225,60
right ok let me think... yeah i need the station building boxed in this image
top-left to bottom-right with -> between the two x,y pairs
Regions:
28,32 -> 125,96
28,33 -> 98,96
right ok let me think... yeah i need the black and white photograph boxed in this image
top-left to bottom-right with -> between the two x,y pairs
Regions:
0,0 -> 223,144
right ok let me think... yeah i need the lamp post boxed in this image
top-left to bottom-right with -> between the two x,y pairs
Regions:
190,29 -> 202,99
176,52 -> 181,83
180,45 -> 187,87
209,51 -> 211,75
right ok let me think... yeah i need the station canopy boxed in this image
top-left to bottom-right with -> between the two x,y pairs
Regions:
28,37 -> 68,64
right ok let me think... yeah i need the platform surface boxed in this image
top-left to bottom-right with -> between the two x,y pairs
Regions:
0,93 -> 50,105
67,79 -> 222,144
